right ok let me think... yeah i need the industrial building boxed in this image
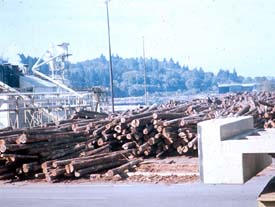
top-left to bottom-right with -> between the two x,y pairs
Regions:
218,83 -> 256,93
0,43 -> 107,128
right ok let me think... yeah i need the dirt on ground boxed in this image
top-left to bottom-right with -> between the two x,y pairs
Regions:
0,156 -> 199,185
85,156 -> 198,184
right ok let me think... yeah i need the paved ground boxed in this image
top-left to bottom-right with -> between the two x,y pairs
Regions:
1,158 -> 275,207
0,173 -> 273,207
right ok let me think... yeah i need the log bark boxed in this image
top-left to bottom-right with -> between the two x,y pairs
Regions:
22,162 -> 41,174
105,158 -> 143,176
75,159 -> 127,177
68,149 -> 133,173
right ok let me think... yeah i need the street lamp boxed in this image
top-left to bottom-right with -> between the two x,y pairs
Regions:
105,0 -> 114,113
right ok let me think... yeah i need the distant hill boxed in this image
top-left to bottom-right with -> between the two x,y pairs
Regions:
19,54 -> 275,97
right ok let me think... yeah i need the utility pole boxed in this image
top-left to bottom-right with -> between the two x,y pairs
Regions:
105,0 -> 114,113
142,36 -> 148,105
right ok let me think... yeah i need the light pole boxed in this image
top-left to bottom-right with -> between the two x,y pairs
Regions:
142,36 -> 148,105
105,0 -> 114,113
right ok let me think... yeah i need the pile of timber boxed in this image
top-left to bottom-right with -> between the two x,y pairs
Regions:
0,91 -> 275,182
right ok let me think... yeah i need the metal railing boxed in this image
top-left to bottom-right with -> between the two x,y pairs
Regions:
0,91 -> 108,128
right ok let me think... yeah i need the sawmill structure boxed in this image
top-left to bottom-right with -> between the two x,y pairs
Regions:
0,43 -> 108,128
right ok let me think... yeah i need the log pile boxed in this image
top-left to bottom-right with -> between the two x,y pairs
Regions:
0,91 -> 275,182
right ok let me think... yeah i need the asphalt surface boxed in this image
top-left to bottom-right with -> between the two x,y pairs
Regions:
0,173 -> 273,207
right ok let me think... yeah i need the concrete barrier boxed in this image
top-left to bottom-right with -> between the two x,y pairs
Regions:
258,176 -> 275,207
198,116 -> 273,184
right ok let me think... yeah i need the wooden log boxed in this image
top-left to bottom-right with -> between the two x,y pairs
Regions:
162,136 -> 174,145
179,118 -> 203,127
0,134 -> 23,145
22,162 -> 41,174
126,133 -> 134,140
75,110 -> 108,119
17,131 -> 88,144
121,112 -> 153,124
0,128 -> 24,137
25,127 -> 71,135
0,166 -> 10,175
172,138 -> 187,149
162,128 -> 178,140
131,115 -> 153,128
122,141 -> 137,150
142,124 -> 154,135
188,136 -> 198,148
114,124 -> 123,134
45,174 -> 59,183
0,126 -> 13,132
137,142 -> 150,154
153,120 -> 165,127
155,147 -> 172,158
176,146 -> 183,155
90,119 -> 110,127
154,133 -> 162,139
1,154 -> 38,162
105,158 -> 143,177
186,132 -> 195,139
75,159 -> 127,177
143,149 -> 152,156
258,100 -> 274,108
102,131 -> 113,140
81,147 -> 107,157
2,141 -> 82,155
152,112 -> 187,120
68,149 -> 133,173
105,119 -> 120,131
96,137 -> 107,146
0,143 -> 29,153
156,126 -> 163,133
92,125 -> 106,136
43,145 -> 86,161
121,129 -> 130,135
144,103 -> 158,112
235,104 -> 251,117
41,161 -> 53,171
182,145 -> 189,153
0,172 -> 15,180
116,134 -> 127,141
162,114 -> 201,127
81,144 -> 110,157
26,137 -> 89,155
167,103 -> 192,113
36,141 -> 86,156
178,131 -> 187,139
35,172 -> 45,179
148,137 -> 160,145
72,125 -> 87,133
133,132 -> 143,141
51,167 -> 66,177
52,150 -> 113,168
16,167 -> 23,175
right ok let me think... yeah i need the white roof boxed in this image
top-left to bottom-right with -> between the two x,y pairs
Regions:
20,75 -> 57,88
218,83 -> 256,87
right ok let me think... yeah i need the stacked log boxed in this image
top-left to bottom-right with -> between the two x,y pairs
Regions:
0,91 -> 274,182
0,111 -> 143,182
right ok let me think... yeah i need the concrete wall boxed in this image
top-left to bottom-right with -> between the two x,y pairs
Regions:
198,116 -> 272,184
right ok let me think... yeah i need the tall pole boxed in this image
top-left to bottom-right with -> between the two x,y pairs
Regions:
142,36 -> 148,105
105,0 -> 114,113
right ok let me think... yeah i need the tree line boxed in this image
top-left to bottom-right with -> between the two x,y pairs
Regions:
19,54 -> 275,97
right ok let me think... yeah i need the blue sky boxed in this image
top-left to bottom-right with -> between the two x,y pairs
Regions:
1,0 -> 275,77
